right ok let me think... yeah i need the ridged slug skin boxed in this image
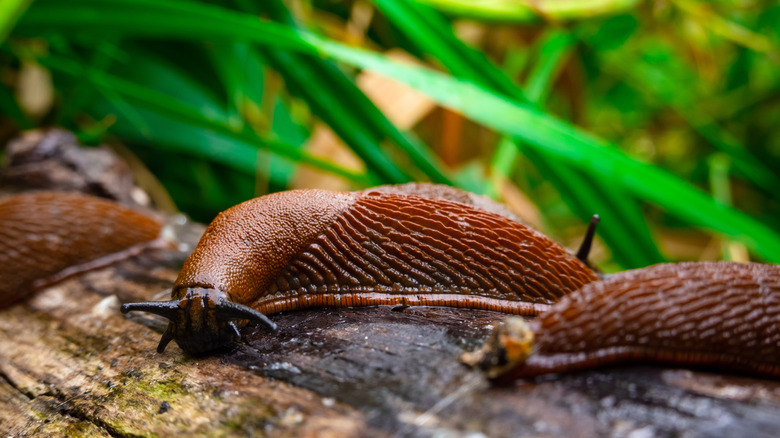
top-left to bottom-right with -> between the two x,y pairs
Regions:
128,189 -> 597,355
365,182 -> 528,225
486,262 -> 780,383
175,189 -> 597,315
0,191 -> 163,308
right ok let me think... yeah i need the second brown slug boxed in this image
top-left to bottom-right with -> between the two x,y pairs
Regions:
463,262 -> 780,383
0,191 -> 164,309
122,188 -> 599,355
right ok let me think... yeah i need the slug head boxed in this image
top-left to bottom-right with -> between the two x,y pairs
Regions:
121,287 -> 276,355
460,317 -> 535,379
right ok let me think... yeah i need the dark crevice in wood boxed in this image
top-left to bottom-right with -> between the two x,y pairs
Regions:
38,382 -> 144,438
50,399 -> 139,438
0,369 -> 33,400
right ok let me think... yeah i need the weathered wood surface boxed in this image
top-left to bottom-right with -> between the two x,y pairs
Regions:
2,220 -> 780,437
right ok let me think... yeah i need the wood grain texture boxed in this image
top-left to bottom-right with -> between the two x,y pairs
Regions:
0,192 -> 162,308
493,262 -> 780,382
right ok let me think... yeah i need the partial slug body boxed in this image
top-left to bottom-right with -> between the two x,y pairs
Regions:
122,188 -> 598,355
0,191 -> 163,308
464,262 -> 780,383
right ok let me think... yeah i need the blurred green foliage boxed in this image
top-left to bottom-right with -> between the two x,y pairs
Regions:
1,0 -> 779,269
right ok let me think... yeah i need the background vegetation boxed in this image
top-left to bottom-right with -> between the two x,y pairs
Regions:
1,0 -> 779,271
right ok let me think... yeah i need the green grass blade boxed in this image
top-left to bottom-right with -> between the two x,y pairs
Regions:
523,31 -> 574,104
16,0 -> 309,50
526,147 -> 664,267
414,0 -> 641,22
56,39 -> 123,125
261,48 -> 408,184
591,45 -> 780,192
0,0 -> 32,44
518,30 -> 662,265
261,0 -> 450,185
39,54 -> 370,185
490,29 -> 574,191
17,0 -> 451,185
205,42 -> 250,130
373,0 -> 527,102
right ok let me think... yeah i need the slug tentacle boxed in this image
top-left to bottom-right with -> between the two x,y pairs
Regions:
215,299 -> 277,329
157,324 -> 175,353
121,300 -> 179,319
123,187 -> 598,355
121,288 -> 277,354
575,214 -> 600,265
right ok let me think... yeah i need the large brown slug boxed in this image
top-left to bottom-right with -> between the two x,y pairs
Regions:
0,191 -> 164,308
463,262 -> 780,383
122,189 -> 598,355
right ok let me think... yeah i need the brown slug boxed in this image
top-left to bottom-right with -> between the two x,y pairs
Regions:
122,188 -> 599,355
462,262 -> 780,383
0,191 -> 164,308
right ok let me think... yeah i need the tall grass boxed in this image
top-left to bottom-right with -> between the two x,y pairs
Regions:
2,0 -> 779,268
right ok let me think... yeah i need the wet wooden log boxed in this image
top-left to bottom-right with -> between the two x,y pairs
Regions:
2,218 -> 780,437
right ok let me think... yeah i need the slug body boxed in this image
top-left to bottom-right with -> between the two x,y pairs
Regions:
0,191 -> 163,308
122,189 -> 597,355
466,262 -> 780,383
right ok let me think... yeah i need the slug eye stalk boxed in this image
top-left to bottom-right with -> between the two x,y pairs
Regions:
120,300 -> 179,319
576,215 -> 600,266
